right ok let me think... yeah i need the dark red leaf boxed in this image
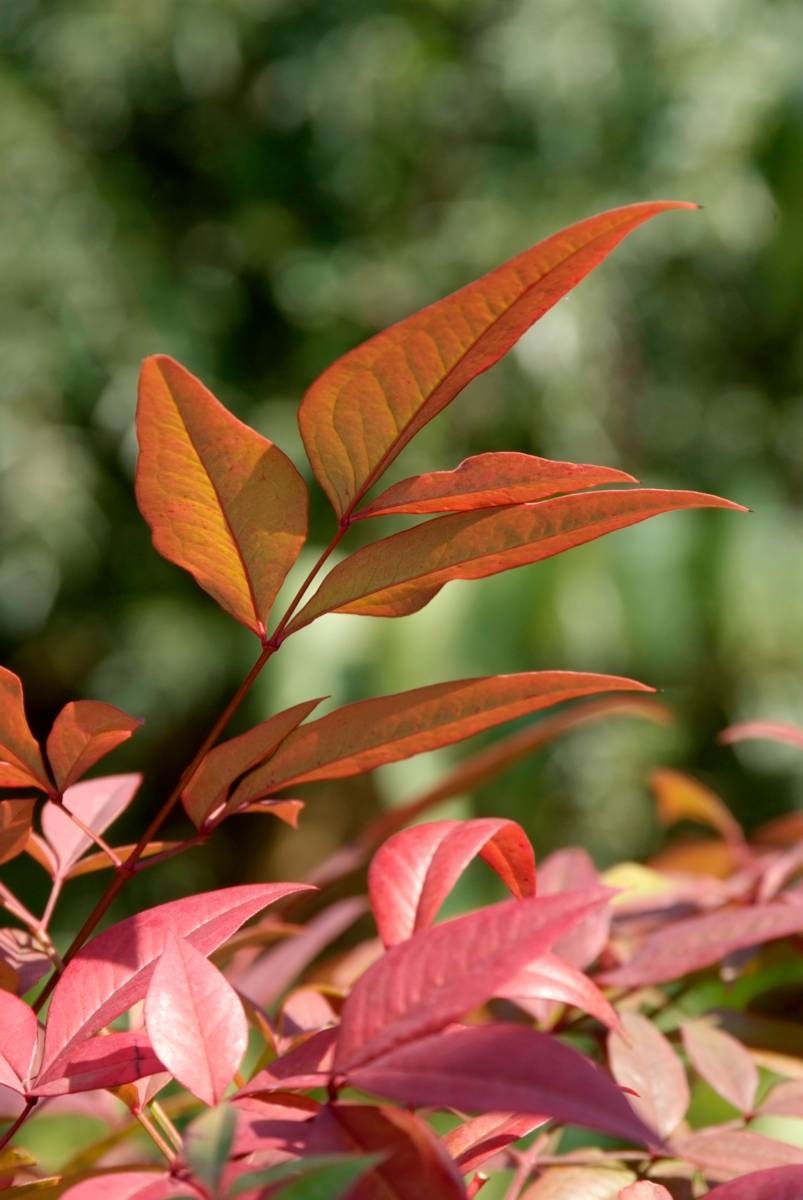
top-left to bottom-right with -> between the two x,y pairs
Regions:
705,1166 -> 803,1197
0,797 -> 35,866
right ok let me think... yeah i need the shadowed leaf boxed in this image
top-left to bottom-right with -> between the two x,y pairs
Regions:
705,1165 -> 803,1197
675,1130 -> 803,1180
0,666 -> 50,791
0,798 -> 35,866
442,1112 -> 546,1173
46,702 -> 142,792
32,1032 -> 163,1096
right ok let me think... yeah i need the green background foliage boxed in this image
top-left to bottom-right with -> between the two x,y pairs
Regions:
1,0 -> 802,921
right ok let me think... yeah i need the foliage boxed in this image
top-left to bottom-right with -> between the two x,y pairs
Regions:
1,204 -> 802,1197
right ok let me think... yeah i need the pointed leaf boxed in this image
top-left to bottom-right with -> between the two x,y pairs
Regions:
336,887 -> 612,1070
46,701 -> 142,793
0,666 -> 49,790
289,489 -> 743,630
66,839 -> 180,879
145,931 -> 247,1105
348,1024 -> 657,1146
32,1032 -> 163,1096
239,1028 -> 337,1096
761,1081 -> 803,1118
369,818 -> 535,947
299,201 -> 697,518
230,671 -> 652,804
618,1187 -> 672,1199
442,1112 -> 545,1173
720,722 -> 803,750
500,952 -> 619,1031
608,1012 -> 689,1139
521,1166 -> 636,1198
61,1174 -> 202,1200
0,989 -> 39,1084
136,355 -> 308,637
675,1129 -> 803,1180
538,848 -> 610,969
650,769 -> 744,846
706,1166 -> 803,1198
306,1103 -> 466,1200
41,774 -> 142,879
599,903 -> 803,988
39,881 -> 312,1080
357,452 -> 637,519
681,1020 -> 758,1114
182,698 -> 323,828
0,797 -> 35,866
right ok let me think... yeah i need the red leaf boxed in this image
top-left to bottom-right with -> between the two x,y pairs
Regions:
305,1103 -> 467,1199
347,1024 -> 657,1146
720,722 -> 803,750
299,201 -> 697,519
500,952 -> 619,1031
136,355 -> 308,638
240,1028 -> 338,1096
599,903 -> 803,988
32,1032 -> 163,1096
46,701 -> 142,792
608,1012 -> 689,1139
369,818 -> 535,947
357,452 -> 637,519
536,848 -> 610,969
289,489 -> 744,630
618,1186 -> 673,1199
681,1020 -> 758,1114
229,672 -> 652,804
0,797 -> 35,866
39,881 -> 312,1082
0,989 -> 38,1085
442,1112 -> 546,1173
145,931 -> 247,1106
650,768 -> 744,846
335,887 -> 611,1070
41,773 -> 142,879
181,698 -> 323,828
0,665 -> 50,791
61,1174 -> 203,1200
706,1165 -> 803,1197
675,1129 -> 803,1180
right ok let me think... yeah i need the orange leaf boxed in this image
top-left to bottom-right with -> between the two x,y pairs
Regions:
0,798 -> 35,866
228,671 -> 651,804
650,768 -> 744,846
356,452 -> 636,518
46,700 -> 142,792
0,666 -> 50,791
720,721 -> 803,751
288,489 -> 744,631
136,355 -> 308,638
66,840 -> 179,878
299,201 -> 698,519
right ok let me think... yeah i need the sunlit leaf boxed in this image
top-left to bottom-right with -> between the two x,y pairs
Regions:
720,722 -> 803,750
0,665 -> 50,791
681,1020 -> 758,1114
608,1012 -> 689,1139
0,797 -> 35,866
521,1166 -> 636,1198
46,701 -> 142,792
650,768 -> 744,846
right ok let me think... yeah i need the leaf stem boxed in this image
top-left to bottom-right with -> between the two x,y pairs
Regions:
269,523 -> 349,643
0,1098 -> 38,1155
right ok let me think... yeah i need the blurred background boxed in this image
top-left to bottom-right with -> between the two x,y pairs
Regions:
1,0 -> 802,928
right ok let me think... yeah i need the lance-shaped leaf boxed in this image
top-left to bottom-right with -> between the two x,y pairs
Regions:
681,1021 -> 758,1115
136,355 -> 308,637
0,989 -> 39,1087
650,769 -> 744,846
40,774 -> 142,880
0,798 -> 35,866
61,1173 -> 204,1200
145,931 -> 247,1106
0,665 -> 50,791
288,489 -> 744,630
706,1166 -> 803,1198
522,1166 -> 637,1198
238,1027 -> 337,1096
229,1153 -> 381,1199
500,952 -> 619,1032
356,453 -> 637,519
39,881 -> 312,1081
348,1024 -> 657,1146
46,701 -> 142,793
720,721 -> 803,750
299,201 -> 697,518
675,1130 -> 803,1180
182,698 -> 324,828
608,1012 -> 689,1139
305,1104 -> 467,1200
335,887 -> 611,1071
230,671 -> 651,805
537,848 -> 610,969
443,1113 -> 545,1173
599,902 -> 803,988
369,818 -> 535,947
32,1032 -> 163,1096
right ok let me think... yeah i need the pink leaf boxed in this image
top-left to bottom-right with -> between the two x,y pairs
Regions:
357,452 -> 637,518
347,1024 -> 657,1146
675,1129 -> 803,1180
618,1186 -> 673,1199
145,931 -> 247,1106
760,1080 -> 803,1118
0,927 -> 51,994
500,952 -> 619,1031
538,848 -> 610,969
39,881 -> 312,1082
32,1032 -> 163,1096
238,1027 -> 337,1096
442,1112 -> 546,1173
369,818 -> 536,947
608,1012 -> 689,1139
0,989 -> 39,1085
46,701 -> 142,792
0,665 -> 50,791
720,722 -> 803,750
335,888 -> 612,1071
61,1174 -> 203,1200
705,1165 -> 803,1197
599,904 -> 803,988
681,1020 -> 758,1114
521,1165 -> 636,1197
41,773 -> 142,879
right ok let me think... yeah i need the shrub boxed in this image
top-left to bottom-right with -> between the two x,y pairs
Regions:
2,202 -> 801,1198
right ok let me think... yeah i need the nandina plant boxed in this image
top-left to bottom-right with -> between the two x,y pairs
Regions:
1,202 -> 801,1198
